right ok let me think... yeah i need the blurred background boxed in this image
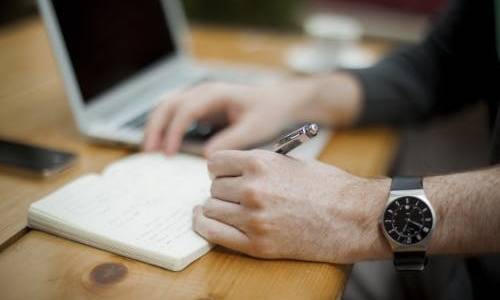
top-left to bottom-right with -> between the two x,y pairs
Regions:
1,0 -> 445,39
0,0 -> 484,190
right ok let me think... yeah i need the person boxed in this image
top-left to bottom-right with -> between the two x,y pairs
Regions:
143,0 -> 499,298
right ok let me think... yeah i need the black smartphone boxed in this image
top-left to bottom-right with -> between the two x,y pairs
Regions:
0,139 -> 77,177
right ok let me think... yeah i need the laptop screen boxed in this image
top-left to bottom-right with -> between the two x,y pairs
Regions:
52,0 -> 177,103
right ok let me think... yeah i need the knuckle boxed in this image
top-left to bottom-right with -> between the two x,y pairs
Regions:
246,213 -> 271,234
241,184 -> 263,207
246,155 -> 267,174
249,238 -> 275,258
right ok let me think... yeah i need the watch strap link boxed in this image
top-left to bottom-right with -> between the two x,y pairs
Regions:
390,176 -> 423,191
394,251 -> 428,272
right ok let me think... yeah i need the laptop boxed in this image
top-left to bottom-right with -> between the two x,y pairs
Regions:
37,0 -> 280,150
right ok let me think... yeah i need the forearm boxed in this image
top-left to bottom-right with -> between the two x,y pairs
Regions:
425,166 -> 500,255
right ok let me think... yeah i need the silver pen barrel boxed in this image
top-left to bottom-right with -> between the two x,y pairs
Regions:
273,123 -> 319,155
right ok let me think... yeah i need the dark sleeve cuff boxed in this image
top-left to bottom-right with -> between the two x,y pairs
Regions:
346,48 -> 435,127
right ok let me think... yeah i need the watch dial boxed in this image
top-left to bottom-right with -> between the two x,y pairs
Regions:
383,196 -> 433,245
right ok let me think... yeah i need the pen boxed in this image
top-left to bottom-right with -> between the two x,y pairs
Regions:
273,123 -> 319,155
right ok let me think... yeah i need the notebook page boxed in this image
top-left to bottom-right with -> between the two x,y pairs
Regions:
30,153 -> 211,268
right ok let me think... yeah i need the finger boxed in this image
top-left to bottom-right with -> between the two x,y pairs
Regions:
203,118 -> 260,156
210,177 -> 244,203
193,206 -> 250,253
142,92 -> 182,151
202,198 -> 246,228
163,93 -> 230,155
207,150 -> 253,178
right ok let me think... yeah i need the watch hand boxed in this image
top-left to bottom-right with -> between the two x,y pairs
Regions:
408,220 -> 423,228
402,222 -> 408,233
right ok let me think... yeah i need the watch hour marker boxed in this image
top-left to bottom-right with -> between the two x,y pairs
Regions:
405,198 -> 409,204
387,209 -> 393,214
422,208 -> 428,212
425,218 -> 431,222
423,227 -> 429,233
417,234 -> 422,241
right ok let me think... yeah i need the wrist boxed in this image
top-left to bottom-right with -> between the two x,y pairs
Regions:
423,176 -> 449,255
358,177 -> 392,261
290,72 -> 362,127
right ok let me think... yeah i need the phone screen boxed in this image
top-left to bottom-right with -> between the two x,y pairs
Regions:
0,139 -> 77,176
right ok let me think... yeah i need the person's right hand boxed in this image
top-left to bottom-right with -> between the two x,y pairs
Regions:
142,80 -> 321,156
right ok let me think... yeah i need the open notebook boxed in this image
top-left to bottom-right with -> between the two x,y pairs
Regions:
28,130 -> 331,271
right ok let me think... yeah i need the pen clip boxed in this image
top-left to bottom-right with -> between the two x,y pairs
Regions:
273,123 -> 319,154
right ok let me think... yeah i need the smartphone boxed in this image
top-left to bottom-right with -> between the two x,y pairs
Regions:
0,139 -> 77,177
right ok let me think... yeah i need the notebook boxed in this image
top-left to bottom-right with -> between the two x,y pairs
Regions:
28,130 -> 331,271
28,153 -> 212,271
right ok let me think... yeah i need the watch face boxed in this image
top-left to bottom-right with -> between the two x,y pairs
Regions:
383,196 -> 433,245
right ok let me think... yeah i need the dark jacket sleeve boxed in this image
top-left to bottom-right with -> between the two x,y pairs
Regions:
351,0 -> 494,125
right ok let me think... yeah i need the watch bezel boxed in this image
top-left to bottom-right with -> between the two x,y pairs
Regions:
379,191 -> 437,251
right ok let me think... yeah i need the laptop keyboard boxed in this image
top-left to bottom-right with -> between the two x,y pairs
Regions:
123,110 -> 150,129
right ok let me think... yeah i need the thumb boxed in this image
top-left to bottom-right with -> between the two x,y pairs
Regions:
204,119 -> 265,155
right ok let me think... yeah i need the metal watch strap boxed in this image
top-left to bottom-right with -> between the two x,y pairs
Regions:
391,177 -> 426,272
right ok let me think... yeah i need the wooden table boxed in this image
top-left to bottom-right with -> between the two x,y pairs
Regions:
0,16 -> 397,300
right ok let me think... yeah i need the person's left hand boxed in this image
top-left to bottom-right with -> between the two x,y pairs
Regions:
193,149 -> 391,264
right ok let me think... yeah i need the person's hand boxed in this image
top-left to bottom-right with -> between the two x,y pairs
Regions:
142,73 -> 362,157
142,80 -> 318,156
193,149 -> 391,264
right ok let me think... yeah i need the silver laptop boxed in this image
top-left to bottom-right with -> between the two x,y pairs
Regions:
37,0 -> 279,149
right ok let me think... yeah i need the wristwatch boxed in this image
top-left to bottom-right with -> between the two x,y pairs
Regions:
380,177 -> 436,271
